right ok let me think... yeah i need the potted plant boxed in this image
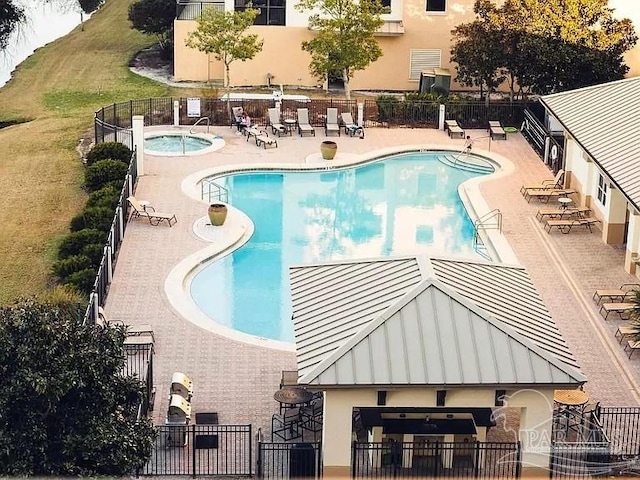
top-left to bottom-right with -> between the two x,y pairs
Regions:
320,140 -> 337,160
208,203 -> 228,226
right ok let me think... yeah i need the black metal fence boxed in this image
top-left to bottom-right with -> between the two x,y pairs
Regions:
521,107 -> 564,175
142,424 -> 253,476
257,441 -> 322,479
94,97 -> 533,140
351,441 -> 521,478
595,406 -> 640,458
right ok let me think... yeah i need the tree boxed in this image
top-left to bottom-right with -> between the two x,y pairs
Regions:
0,0 -> 26,50
296,0 -> 388,100
0,298 -> 156,476
185,6 -> 263,114
128,0 -> 175,58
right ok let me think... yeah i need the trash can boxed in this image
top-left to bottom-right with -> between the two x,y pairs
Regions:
289,443 -> 315,478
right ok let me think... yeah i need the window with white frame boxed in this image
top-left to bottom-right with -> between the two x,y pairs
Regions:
409,49 -> 441,80
597,174 -> 608,206
426,0 -> 445,12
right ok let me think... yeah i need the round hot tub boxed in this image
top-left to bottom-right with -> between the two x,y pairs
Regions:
144,133 -> 225,156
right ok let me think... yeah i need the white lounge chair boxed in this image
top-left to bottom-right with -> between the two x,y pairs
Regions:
297,108 -> 315,136
127,196 -> 177,227
489,120 -> 507,140
445,119 -> 464,139
267,108 -> 288,136
520,170 -> 565,194
325,108 -> 340,136
341,112 -> 364,138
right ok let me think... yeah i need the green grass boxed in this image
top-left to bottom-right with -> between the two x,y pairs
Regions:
0,0 -> 187,304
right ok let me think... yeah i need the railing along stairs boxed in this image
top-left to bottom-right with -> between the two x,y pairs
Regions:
473,209 -> 502,260
202,178 -> 229,203
437,152 -> 493,174
190,116 -> 210,134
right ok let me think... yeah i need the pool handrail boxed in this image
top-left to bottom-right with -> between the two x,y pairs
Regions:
190,116 -> 210,134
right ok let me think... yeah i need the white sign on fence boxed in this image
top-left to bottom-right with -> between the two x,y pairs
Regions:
187,97 -> 201,118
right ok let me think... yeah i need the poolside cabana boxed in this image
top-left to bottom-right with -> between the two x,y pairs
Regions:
539,77 -> 640,274
290,255 -> 586,477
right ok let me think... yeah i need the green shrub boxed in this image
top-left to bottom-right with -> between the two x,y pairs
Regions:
376,95 -> 401,123
58,229 -> 108,259
52,255 -> 93,280
85,159 -> 128,192
63,268 -> 98,294
70,206 -> 115,232
87,185 -> 121,209
82,243 -> 107,266
86,142 -> 132,166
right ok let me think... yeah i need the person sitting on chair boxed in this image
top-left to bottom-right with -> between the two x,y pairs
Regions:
237,113 -> 251,134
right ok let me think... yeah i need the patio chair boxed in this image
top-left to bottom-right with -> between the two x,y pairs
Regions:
96,307 -> 155,341
536,207 -> 591,222
297,108 -> 316,136
280,370 -> 298,389
230,106 -> 244,129
341,112 -> 364,138
488,120 -> 507,140
624,339 -> 640,359
267,108 -> 288,136
598,302 -> 637,321
127,196 -> 177,227
300,397 -> 323,434
271,408 -> 302,441
325,108 -> 340,136
544,217 -> 600,234
520,170 -> 565,194
593,284 -> 640,305
615,324 -> 640,344
445,119 -> 464,139
524,188 -> 575,203
254,129 -> 278,149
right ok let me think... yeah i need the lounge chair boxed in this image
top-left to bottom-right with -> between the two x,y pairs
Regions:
520,170 -> 565,194
599,302 -> 637,321
615,325 -> 640,344
267,108 -> 288,136
296,108 -> 316,136
593,284 -> 640,305
536,207 -> 591,222
97,307 -> 155,341
624,340 -> 640,359
325,108 -> 340,136
254,129 -> 278,149
524,188 -> 575,203
341,112 -> 364,138
445,119 -> 464,139
488,120 -> 507,140
545,217 -> 600,234
230,106 -> 244,129
127,196 -> 177,227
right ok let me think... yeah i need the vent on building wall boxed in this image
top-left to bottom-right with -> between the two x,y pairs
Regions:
409,49 -> 441,81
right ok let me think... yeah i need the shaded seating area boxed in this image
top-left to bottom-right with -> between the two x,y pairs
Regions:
445,119 -> 464,139
325,108 -> 340,136
520,169 -> 565,194
297,108 -> 316,136
272,384 -> 323,442
127,196 -> 177,227
544,217 -> 600,234
488,120 -> 507,140
593,284 -> 639,305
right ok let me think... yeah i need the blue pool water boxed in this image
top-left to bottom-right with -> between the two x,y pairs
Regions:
190,152 -> 492,343
145,134 -> 214,153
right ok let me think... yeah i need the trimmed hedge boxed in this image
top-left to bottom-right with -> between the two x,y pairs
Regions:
82,243 -> 107,266
85,159 -> 129,192
58,229 -> 108,259
52,255 -> 93,280
63,268 -> 98,294
87,185 -> 121,210
70,206 -> 115,232
86,142 -> 132,166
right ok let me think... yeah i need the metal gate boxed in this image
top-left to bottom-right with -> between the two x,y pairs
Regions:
257,441 -> 322,479
142,424 -> 252,476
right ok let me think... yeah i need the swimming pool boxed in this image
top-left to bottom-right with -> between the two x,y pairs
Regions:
144,133 -> 225,155
189,151 -> 494,344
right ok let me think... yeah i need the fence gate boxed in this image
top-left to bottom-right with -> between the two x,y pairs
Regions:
257,441 -> 322,479
351,441 -> 521,478
142,424 -> 252,476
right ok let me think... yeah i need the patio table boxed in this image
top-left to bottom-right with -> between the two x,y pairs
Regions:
274,386 -> 313,407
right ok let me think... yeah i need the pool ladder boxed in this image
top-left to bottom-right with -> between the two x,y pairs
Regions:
190,116 -> 210,134
473,209 -> 502,260
201,179 -> 229,203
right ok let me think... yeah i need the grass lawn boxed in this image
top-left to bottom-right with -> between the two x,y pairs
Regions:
0,0 -> 198,304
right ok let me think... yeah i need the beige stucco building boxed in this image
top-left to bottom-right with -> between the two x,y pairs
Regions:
289,255 -> 586,477
539,77 -> 640,275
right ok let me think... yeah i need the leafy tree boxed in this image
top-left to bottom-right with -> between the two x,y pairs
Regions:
0,0 -> 26,50
0,298 -> 156,475
128,0 -> 175,58
185,6 -> 263,115
296,0 -> 388,100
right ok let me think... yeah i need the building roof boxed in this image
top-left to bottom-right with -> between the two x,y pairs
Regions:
539,77 -> 640,209
291,256 -> 585,387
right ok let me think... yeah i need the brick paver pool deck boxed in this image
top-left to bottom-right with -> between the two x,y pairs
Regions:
105,126 -> 640,430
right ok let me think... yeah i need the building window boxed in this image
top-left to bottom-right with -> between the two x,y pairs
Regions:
426,0 -> 445,12
381,0 -> 391,8
597,174 -> 608,206
235,0 -> 285,25
409,49 -> 441,80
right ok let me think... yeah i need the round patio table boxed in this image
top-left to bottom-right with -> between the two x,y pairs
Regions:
274,386 -> 313,406
554,389 -> 589,407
